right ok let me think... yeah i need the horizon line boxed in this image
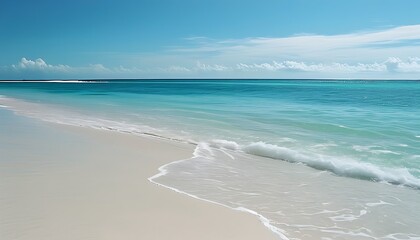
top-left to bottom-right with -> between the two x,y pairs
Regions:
1,78 -> 420,82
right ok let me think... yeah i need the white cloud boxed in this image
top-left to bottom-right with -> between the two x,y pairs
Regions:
384,57 -> 420,72
236,61 -> 387,73
13,57 -> 71,72
3,25 -> 420,79
87,63 -> 110,73
114,65 -> 143,74
103,24 -> 418,78
196,62 -> 229,71
10,57 -> 114,74
237,58 -> 420,74
1,57 -> 148,79
172,25 -> 420,65
2,54 -> 420,80
384,57 -> 401,72
164,66 -> 191,72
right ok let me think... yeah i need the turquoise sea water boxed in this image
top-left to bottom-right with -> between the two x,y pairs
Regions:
1,80 -> 420,239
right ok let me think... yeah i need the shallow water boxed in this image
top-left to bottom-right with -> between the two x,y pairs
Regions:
156,144 -> 420,239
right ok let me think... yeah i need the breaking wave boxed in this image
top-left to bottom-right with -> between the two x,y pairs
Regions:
209,140 -> 420,189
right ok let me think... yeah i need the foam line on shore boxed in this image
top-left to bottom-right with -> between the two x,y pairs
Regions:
148,146 -> 290,240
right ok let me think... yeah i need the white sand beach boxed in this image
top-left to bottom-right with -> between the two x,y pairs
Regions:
0,111 -> 277,240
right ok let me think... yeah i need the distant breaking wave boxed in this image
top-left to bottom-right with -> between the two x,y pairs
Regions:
46,80 -> 100,83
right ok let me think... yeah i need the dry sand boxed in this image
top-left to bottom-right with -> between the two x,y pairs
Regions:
0,113 -> 277,240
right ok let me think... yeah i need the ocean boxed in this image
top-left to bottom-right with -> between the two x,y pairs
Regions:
1,80 -> 419,240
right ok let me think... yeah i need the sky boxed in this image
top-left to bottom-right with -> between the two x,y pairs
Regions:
1,0 -> 420,79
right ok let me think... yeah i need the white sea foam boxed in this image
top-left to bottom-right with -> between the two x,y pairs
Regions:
384,233 -> 420,240
241,141 -> 420,189
329,210 -> 367,222
278,137 -> 297,143
311,143 -> 338,149
0,96 -> 7,108
210,139 -> 240,150
371,149 -> 401,155
48,80 -> 106,83
352,145 -> 401,155
47,80 -> 86,83
365,200 -> 393,207
352,145 -> 374,152
148,145 -> 291,240
184,139 -> 420,189
193,142 -> 214,158
0,87 -> 185,145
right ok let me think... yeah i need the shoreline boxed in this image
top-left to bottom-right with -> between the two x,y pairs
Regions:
0,108 -> 277,240
148,154 -> 288,240
1,95 -> 419,190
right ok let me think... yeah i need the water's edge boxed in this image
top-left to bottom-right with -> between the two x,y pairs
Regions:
148,146 -> 289,240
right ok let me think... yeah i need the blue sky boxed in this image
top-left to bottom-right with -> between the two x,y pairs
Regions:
1,0 -> 420,79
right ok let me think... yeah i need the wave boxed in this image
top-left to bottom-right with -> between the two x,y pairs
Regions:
209,140 -> 420,189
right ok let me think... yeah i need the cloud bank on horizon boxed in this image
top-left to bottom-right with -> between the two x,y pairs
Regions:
2,24 -> 420,79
